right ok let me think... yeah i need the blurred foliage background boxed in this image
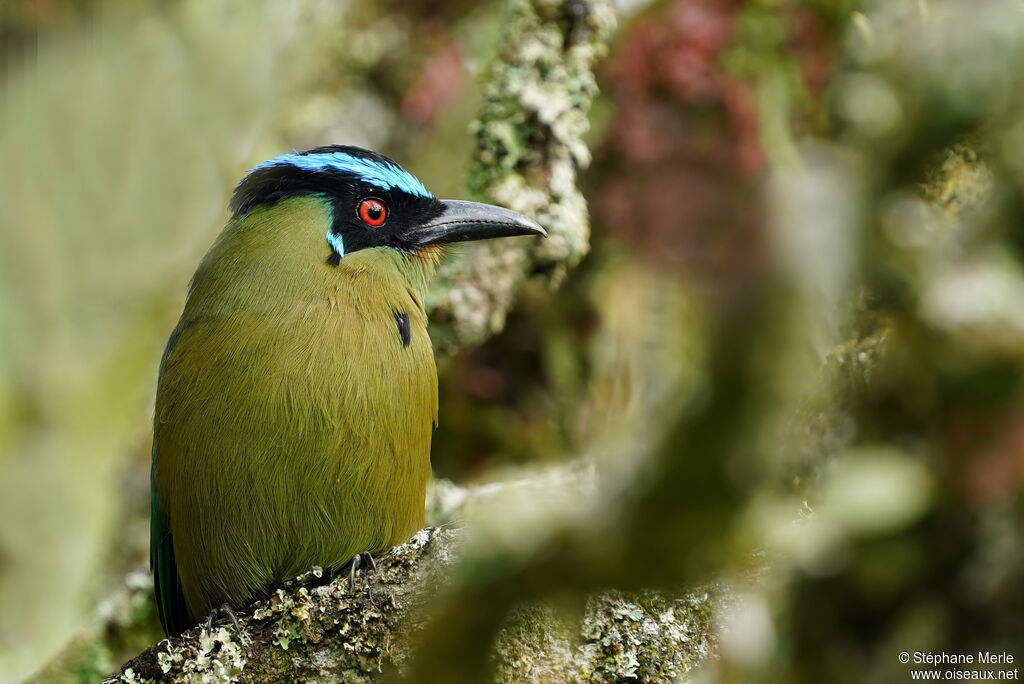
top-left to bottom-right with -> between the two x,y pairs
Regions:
1,0 -> 1023,682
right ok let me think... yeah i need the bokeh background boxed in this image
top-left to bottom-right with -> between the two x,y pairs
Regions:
1,0 -> 1023,681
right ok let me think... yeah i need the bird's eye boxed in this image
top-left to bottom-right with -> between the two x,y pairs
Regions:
358,198 -> 387,227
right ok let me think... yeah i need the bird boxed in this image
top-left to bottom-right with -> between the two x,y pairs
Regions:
150,145 -> 545,636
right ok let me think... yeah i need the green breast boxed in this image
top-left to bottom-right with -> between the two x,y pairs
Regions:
152,198 -> 438,622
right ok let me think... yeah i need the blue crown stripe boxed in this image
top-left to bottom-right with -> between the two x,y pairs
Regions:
247,152 -> 432,198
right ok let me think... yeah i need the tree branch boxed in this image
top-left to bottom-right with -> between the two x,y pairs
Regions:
426,0 -> 616,350
103,472 -> 715,683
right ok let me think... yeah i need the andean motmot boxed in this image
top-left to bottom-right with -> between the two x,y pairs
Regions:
151,145 -> 545,636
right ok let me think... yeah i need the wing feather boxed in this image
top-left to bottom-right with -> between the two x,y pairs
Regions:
150,324 -> 194,636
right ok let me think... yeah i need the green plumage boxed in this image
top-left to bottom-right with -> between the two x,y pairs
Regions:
150,145 -> 543,636
151,197 -> 438,633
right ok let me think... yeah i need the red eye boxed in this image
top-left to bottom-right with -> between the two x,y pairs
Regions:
358,198 -> 387,226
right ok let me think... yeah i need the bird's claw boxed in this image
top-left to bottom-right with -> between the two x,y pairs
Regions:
347,551 -> 378,590
348,553 -> 359,588
203,603 -> 247,643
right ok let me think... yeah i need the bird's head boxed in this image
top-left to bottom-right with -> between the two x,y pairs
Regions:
226,145 -> 544,274
187,146 -> 545,317
190,146 -> 546,317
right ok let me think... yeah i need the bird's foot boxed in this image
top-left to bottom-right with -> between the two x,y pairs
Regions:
347,551 -> 378,590
204,603 -> 247,642
348,551 -> 386,607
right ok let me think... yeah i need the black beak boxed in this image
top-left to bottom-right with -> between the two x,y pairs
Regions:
404,199 -> 547,247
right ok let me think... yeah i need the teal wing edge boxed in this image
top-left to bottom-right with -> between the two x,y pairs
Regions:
150,482 -> 190,636
151,324 -> 193,636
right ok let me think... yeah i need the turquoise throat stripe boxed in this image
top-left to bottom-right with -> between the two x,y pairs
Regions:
326,230 -> 346,258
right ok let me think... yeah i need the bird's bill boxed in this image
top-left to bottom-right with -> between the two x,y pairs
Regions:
404,199 -> 546,247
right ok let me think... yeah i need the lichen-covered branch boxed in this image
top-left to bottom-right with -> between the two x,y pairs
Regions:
102,473 -> 715,684
107,528 -> 452,684
426,0 -> 616,350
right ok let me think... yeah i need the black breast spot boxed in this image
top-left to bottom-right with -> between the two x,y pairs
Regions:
393,311 -> 411,347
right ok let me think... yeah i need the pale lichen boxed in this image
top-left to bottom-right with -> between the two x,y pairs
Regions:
574,591 -> 715,683
105,488 -> 715,683
489,588 -> 716,683
427,0 -> 617,350
105,529 -> 461,683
